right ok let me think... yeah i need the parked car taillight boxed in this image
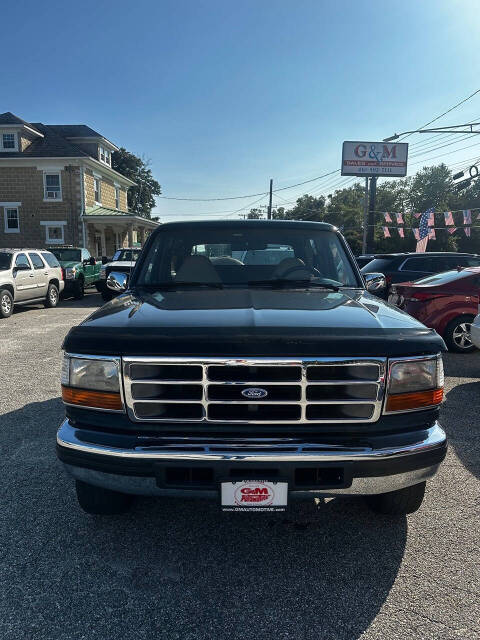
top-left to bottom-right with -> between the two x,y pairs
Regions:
61,268 -> 65,281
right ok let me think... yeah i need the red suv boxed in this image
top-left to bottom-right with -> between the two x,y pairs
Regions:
388,267 -> 480,352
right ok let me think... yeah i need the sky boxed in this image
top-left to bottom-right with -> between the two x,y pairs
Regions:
3,0 -> 480,220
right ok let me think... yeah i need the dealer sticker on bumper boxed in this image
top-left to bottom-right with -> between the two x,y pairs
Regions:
221,480 -> 288,512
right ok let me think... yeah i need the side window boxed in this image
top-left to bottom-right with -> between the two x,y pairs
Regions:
429,256 -> 456,272
28,252 -> 46,269
82,249 -> 91,261
401,257 -> 432,272
463,257 -> 480,268
15,253 -> 31,269
41,252 -> 60,268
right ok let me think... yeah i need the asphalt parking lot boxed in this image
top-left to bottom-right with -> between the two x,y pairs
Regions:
0,291 -> 479,640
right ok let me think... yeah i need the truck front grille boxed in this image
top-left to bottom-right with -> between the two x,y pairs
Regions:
123,357 -> 386,424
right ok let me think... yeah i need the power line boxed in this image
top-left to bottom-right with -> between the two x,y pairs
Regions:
397,88 -> 480,141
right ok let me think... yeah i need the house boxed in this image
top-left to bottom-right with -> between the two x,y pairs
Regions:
0,112 -> 158,256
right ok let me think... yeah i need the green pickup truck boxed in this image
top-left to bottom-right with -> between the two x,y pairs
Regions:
50,247 -> 102,299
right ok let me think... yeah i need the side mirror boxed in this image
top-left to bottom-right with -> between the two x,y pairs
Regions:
106,271 -> 128,293
364,272 -> 386,293
89,257 -> 96,266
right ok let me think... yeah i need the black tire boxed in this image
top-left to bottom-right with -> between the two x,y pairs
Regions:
101,290 -> 114,302
44,283 -> 59,308
443,315 -> 476,353
73,277 -> 85,300
366,481 -> 426,515
0,289 -> 14,318
75,480 -> 133,515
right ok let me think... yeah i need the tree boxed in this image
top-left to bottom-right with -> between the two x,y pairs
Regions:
247,208 -> 264,219
285,195 -> 326,221
112,148 -> 161,218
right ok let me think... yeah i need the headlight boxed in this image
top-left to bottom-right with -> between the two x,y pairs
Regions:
385,355 -> 443,413
61,354 -> 123,410
100,267 -> 106,279
65,267 -> 76,279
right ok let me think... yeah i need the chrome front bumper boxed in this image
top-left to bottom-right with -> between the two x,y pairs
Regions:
57,419 -> 447,498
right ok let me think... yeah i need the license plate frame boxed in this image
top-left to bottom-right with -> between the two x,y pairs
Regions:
220,479 -> 288,512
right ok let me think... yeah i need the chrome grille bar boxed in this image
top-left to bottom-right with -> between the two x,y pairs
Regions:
122,357 -> 386,424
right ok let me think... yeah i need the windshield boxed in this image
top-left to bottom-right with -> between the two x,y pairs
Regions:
51,249 -> 81,262
135,225 -> 360,288
361,257 -> 396,272
414,270 -> 474,285
0,252 -> 12,270
112,249 -> 141,262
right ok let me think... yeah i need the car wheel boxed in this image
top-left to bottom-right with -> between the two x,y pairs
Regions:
101,290 -> 113,302
73,277 -> 85,300
366,481 -> 426,515
444,315 -> 476,353
75,480 -> 133,515
0,289 -> 14,318
44,283 -> 59,308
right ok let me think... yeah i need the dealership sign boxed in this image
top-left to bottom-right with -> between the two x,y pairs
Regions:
341,141 -> 408,177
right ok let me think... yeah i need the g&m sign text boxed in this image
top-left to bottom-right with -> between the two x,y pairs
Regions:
341,141 -> 408,177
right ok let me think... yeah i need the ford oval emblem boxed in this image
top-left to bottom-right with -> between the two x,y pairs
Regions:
241,387 -> 268,399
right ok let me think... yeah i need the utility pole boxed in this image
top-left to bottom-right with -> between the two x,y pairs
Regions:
267,178 -> 273,219
366,176 -> 377,253
362,177 -> 369,254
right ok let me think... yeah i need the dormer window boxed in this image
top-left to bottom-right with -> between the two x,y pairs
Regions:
99,145 -> 111,166
0,132 -> 18,151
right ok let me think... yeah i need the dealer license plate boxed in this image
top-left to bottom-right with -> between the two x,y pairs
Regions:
221,480 -> 288,512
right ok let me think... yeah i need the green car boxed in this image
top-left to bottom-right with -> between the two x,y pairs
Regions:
50,247 -> 102,299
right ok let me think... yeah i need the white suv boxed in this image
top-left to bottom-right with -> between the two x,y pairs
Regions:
0,249 -> 65,319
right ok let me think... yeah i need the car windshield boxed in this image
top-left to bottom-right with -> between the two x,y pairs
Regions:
112,249 -> 141,262
0,252 -> 12,270
135,225 -> 360,288
414,270 -> 475,285
51,249 -> 81,262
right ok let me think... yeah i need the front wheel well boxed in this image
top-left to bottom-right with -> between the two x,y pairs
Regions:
0,284 -> 15,299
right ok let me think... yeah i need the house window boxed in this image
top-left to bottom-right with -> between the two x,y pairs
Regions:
2,133 -> 16,149
4,207 -> 20,233
115,186 -> 120,209
44,224 -> 64,244
94,177 -> 101,203
99,146 -> 111,166
44,173 -> 62,200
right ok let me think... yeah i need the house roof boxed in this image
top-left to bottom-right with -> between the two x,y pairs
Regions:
0,112 -> 134,185
48,124 -> 104,138
0,111 -> 43,135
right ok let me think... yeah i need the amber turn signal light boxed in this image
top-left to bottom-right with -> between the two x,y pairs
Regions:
61,386 -> 123,410
386,388 -> 443,413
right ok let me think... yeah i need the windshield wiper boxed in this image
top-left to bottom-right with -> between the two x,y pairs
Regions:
139,281 -> 224,289
246,279 -> 341,291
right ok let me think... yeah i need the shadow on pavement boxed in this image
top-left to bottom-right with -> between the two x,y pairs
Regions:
442,354 -> 480,479
1,398 -> 408,640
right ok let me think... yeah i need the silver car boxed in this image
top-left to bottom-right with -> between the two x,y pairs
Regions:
0,249 -> 65,319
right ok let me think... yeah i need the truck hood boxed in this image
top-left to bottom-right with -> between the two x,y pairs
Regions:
63,287 -> 446,357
